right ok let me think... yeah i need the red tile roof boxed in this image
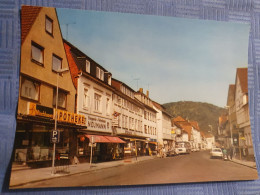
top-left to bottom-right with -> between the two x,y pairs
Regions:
173,116 -> 186,122
227,84 -> 235,106
64,42 -> 79,88
189,121 -> 200,130
236,68 -> 248,93
21,5 -> 42,44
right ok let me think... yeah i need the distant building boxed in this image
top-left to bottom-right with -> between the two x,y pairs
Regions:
153,101 -> 173,152
111,78 -> 146,157
135,89 -> 158,155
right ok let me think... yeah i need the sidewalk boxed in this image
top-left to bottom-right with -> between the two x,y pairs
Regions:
9,155 -> 155,188
229,157 -> 257,169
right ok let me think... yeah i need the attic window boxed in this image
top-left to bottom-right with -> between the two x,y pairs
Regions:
96,67 -> 104,81
243,94 -> 248,105
86,60 -> 90,73
45,16 -> 53,35
108,74 -> 111,85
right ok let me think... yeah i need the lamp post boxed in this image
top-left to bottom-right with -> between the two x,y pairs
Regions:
52,68 -> 69,175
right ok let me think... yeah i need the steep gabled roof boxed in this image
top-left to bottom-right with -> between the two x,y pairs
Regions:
227,84 -> 235,106
21,6 -> 42,44
236,68 -> 248,93
64,42 -> 80,88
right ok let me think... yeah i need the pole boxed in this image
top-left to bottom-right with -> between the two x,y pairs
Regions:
135,140 -> 137,161
90,136 -> 93,167
52,73 -> 59,175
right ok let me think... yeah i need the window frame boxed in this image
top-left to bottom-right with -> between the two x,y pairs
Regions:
53,88 -> 67,109
45,15 -> 53,36
52,54 -> 63,73
31,41 -> 44,66
83,87 -> 90,109
20,77 -> 40,102
86,60 -> 90,73
94,93 -> 102,112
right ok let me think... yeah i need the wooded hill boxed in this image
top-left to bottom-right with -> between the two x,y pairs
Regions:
163,101 -> 227,135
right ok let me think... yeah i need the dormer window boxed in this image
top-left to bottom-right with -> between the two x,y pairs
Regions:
108,74 -> 111,85
86,60 -> 90,73
96,67 -> 104,81
45,15 -> 53,35
243,94 -> 248,105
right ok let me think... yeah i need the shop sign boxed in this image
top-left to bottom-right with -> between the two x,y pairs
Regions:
87,116 -> 110,131
28,103 -> 86,126
54,109 -> 86,126
28,103 -> 53,118
125,130 -> 133,135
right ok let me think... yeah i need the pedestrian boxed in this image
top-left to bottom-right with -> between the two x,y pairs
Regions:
229,147 -> 233,160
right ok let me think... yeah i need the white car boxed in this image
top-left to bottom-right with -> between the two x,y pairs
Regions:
210,148 -> 223,159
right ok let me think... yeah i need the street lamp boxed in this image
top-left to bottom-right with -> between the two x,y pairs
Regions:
52,67 -> 69,175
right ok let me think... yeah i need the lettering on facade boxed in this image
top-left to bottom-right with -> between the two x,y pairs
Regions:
28,103 -> 86,126
87,116 -> 108,130
125,130 -> 133,135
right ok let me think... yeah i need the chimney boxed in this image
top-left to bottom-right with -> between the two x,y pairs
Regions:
139,88 -> 143,93
146,90 -> 149,97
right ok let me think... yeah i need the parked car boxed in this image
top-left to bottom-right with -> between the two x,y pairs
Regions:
210,148 -> 223,159
166,148 -> 179,157
175,142 -> 191,154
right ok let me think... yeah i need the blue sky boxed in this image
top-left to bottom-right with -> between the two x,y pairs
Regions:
57,9 -> 250,107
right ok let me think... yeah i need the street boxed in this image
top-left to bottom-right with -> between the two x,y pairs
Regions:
19,151 -> 258,188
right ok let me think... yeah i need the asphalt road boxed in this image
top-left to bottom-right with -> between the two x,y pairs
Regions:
20,151 -> 258,188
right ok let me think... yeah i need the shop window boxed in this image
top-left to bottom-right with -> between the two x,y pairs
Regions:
53,89 -> 67,109
45,15 -> 53,35
31,42 -> 44,65
21,77 -> 40,101
94,93 -> 101,112
52,54 -> 62,72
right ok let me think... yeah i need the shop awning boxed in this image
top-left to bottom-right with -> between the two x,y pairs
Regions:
104,136 -> 126,143
85,135 -> 125,143
85,135 -> 110,143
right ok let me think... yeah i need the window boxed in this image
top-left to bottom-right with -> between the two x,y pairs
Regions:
31,42 -> 44,65
53,89 -> 67,109
45,16 -> 53,35
21,77 -> 40,101
108,74 -> 111,85
86,60 -> 90,73
94,93 -> 101,112
83,88 -> 90,108
144,125 -> 147,134
96,67 -> 104,81
106,97 -> 110,115
52,54 -> 62,72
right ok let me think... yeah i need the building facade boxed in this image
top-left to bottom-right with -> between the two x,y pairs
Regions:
64,40 -> 126,163
15,6 -> 85,166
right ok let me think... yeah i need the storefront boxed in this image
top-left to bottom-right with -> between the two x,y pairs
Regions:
14,103 -> 86,167
77,134 -> 125,163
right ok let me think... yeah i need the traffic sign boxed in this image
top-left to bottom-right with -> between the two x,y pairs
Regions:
51,130 -> 60,143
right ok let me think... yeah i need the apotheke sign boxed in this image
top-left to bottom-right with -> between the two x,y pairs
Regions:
28,102 -> 86,126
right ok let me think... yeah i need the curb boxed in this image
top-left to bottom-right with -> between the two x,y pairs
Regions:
10,157 -> 155,188
229,159 -> 257,170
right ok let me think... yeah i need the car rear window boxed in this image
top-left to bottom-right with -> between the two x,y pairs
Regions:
213,149 -> 222,152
